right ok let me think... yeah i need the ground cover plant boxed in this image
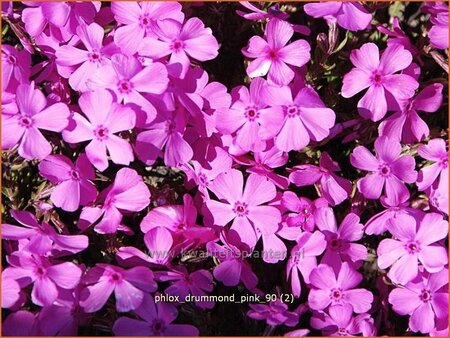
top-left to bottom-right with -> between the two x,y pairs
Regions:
1,1 -> 449,336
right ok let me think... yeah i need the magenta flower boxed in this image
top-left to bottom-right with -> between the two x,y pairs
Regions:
377,17 -> 418,56
242,19 -> 310,86
389,269 -> 448,334
21,2 -> 71,37
38,154 -> 97,212
379,83 -> 444,143
429,9 -> 449,50
304,2 -> 372,31
237,2 -> 289,21
3,252 -> 82,307
206,231 -> 258,290
136,107 -> 193,167
289,152 -> 352,206
113,294 -> 199,336
139,17 -> 219,78
2,45 -> 30,91
156,267 -> 214,309
341,43 -> 419,121
309,262 -> 373,313
247,299 -> 299,327
377,213 -> 448,285
206,169 -> 281,247
315,207 -> 367,272
80,264 -> 157,313
2,82 -> 70,160
311,304 -> 367,336
287,231 -> 327,297
2,210 -> 88,256
417,138 -> 448,191
62,89 -> 136,171
259,85 -> 336,152
350,136 -> 417,204
111,1 -> 184,55
55,22 -> 112,91
90,53 -> 169,124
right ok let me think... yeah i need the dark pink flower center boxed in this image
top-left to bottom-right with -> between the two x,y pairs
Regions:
331,288 -> 342,300
330,238 -> 341,250
7,54 -> 16,65
286,105 -> 299,117
233,201 -> 248,216
177,222 -> 186,230
379,164 -> 391,176
94,126 -> 109,140
371,71 -> 383,84
268,49 -> 278,60
88,51 -> 101,63
151,320 -> 165,334
245,107 -> 259,121
420,289 -> 431,302
171,39 -> 185,52
337,327 -> 348,336
405,241 -> 420,254
36,267 -> 46,276
165,120 -> 176,134
111,273 -> 122,282
117,79 -> 133,94
140,14 -> 151,28
439,158 -> 448,169
19,115 -> 33,128
198,173 -> 208,186
70,169 -> 80,180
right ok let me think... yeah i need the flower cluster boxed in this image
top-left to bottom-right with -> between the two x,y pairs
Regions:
1,1 -> 448,336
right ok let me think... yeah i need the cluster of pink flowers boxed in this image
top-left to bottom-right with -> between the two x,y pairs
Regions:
1,1 -> 448,336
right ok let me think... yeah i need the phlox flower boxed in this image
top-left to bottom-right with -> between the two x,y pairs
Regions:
417,138 -> 448,191
377,17 -> 418,56
315,207 -> 367,272
287,231 -> 327,297
139,17 -> 219,78
247,299 -> 299,327
389,269 -> 448,334
2,210 -> 88,256
308,262 -> 373,313
429,10 -> 449,50
379,83 -> 444,143
135,106 -> 193,167
2,82 -> 70,160
113,294 -> 199,336
377,213 -> 448,285
259,85 -> 336,152
89,53 -> 169,124
3,252 -> 82,307
206,230 -> 258,290
237,2 -> 289,21
242,19 -> 310,86
289,152 -> 352,206
1,276 -> 21,309
79,168 -> 150,234
206,169 -> 281,248
80,264 -> 157,313
111,1 -> 184,55
311,304 -> 369,336
38,154 -> 97,212
341,43 -> 419,121
62,89 -> 136,171
350,136 -> 417,205
304,2 -> 372,31
2,45 -> 30,91
156,267 -> 214,309
55,22 -> 114,91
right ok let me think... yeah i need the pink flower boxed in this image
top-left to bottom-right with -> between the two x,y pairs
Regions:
3,252 -> 82,307
38,154 -> 97,212
80,264 -> 157,313
2,45 -> 30,91
206,169 -> 281,247
1,276 -> 21,309
62,89 -> 136,171
89,53 -> 169,124
308,262 -> 373,313
341,43 -> 419,121
111,1 -> 184,55
429,10 -> 449,50
389,269 -> 448,334
237,2 -> 289,21
242,19 -> 310,86
2,210 -> 88,256
287,231 -> 327,297
2,82 -> 70,160
379,83 -> 444,143
289,152 -> 352,206
350,136 -> 417,205
315,207 -> 367,272
377,213 -> 448,285
417,138 -> 448,191
139,17 -> 219,78
304,2 -> 372,31
377,17 -> 418,56
55,22 -> 113,91
79,168 -> 150,234
247,299 -> 299,327
113,294 -> 199,336
259,85 -> 336,152
135,106 -> 193,167
311,304 -> 367,336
